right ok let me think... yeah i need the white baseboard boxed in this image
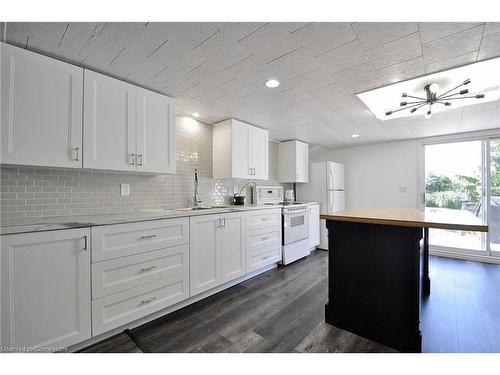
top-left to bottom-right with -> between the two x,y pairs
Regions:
68,263 -> 277,352
430,248 -> 500,264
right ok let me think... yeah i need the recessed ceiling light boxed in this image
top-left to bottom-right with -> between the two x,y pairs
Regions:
351,134 -> 360,138
265,79 -> 280,88
192,112 -> 200,118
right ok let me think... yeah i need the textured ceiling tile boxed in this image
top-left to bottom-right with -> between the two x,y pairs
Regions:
289,68 -> 336,92
330,62 -> 380,90
191,30 -> 252,69
314,39 -> 369,73
236,23 -> 299,62
478,30 -> 500,60
149,67 -> 199,96
281,22 -> 311,33
422,25 -> 483,64
216,22 -> 268,42
425,51 -> 477,74
353,22 -> 419,49
5,22 -> 29,47
419,22 -> 483,43
290,23 -> 357,56
185,61 -> 236,88
376,56 -> 425,84
484,23 -> 500,36
265,48 -> 321,79
366,32 -> 422,69
27,22 -> 68,47
147,22 -> 220,51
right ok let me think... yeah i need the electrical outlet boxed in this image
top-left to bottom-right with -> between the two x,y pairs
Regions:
399,186 -> 407,193
120,183 -> 130,196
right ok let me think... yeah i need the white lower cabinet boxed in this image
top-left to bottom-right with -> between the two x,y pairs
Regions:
190,212 -> 246,296
92,272 -> 189,336
308,203 -> 320,249
245,208 -> 282,272
1,228 -> 91,351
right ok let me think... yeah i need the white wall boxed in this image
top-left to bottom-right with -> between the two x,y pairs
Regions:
315,140 -> 419,209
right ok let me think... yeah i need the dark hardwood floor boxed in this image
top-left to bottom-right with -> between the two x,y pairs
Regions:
80,251 -> 500,353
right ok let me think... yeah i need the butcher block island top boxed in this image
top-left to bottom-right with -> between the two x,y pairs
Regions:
321,207 -> 488,232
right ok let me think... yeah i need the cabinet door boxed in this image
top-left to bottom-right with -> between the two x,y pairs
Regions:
1,228 -> 91,351
221,212 -> 246,283
83,70 -> 136,171
296,141 -> 309,183
309,204 -> 320,248
231,120 -> 251,179
136,87 -> 176,174
189,214 -> 222,296
1,43 -> 83,168
249,126 -> 269,180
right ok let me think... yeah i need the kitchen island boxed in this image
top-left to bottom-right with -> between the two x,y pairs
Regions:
320,207 -> 488,353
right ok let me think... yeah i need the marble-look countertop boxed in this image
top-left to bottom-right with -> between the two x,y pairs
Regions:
0,204 -> 284,235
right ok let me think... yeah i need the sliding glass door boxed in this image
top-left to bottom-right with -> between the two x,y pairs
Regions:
423,135 -> 499,257
490,138 -> 500,255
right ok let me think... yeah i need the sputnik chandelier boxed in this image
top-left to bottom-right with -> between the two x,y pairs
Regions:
385,79 -> 485,119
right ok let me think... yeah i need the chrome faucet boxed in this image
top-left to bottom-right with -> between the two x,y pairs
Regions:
193,169 -> 202,207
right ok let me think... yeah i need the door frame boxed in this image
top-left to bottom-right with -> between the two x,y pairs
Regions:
417,128 -> 500,260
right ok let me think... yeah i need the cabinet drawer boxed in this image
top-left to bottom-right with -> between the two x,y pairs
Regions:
246,209 -> 281,231
91,272 -> 189,335
92,218 -> 189,262
246,245 -> 282,273
92,244 -> 189,299
246,226 -> 281,252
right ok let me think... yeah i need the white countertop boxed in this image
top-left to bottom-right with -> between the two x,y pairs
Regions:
0,204 -> 283,235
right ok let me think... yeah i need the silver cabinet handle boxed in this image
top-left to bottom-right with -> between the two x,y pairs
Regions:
261,255 -> 271,260
140,296 -> 157,305
216,218 -> 221,228
261,217 -> 269,221
81,235 -> 88,251
222,218 -> 226,227
128,153 -> 136,165
140,234 -> 157,239
248,168 -> 252,176
139,265 -> 157,273
137,153 -> 143,166
72,146 -> 80,161
253,168 -> 256,175
261,236 -> 271,241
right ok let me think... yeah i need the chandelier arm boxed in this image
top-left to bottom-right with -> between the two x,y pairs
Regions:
403,95 -> 427,100
438,92 -> 468,100
387,102 -> 428,115
443,96 -> 483,100
436,83 -> 466,99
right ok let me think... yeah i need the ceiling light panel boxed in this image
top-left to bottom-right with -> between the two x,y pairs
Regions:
356,57 -> 500,121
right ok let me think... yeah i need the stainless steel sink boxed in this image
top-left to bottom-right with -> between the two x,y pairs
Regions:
174,205 -> 231,211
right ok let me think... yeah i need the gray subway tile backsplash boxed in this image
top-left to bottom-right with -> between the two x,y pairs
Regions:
0,116 -> 286,220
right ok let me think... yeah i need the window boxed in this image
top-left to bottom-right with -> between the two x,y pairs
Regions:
421,134 -> 500,257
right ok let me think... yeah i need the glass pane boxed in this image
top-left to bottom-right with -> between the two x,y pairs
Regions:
425,141 -> 485,251
490,138 -> 500,253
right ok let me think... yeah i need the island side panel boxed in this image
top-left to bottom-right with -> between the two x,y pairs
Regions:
324,220 -> 423,352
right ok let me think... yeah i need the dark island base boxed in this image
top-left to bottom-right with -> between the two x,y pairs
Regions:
324,220 -> 425,352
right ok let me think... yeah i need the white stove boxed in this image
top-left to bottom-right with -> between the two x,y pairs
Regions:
254,186 -> 310,265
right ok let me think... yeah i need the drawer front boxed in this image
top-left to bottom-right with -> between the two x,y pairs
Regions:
92,218 -> 189,262
246,226 -> 281,252
91,272 -> 189,335
246,245 -> 282,273
92,244 -> 189,299
246,209 -> 282,231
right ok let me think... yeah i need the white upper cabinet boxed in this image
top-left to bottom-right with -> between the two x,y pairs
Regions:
83,70 -> 176,173
213,119 -> 269,180
136,87 -> 176,174
279,140 -> 309,183
249,126 -> 269,180
83,70 -> 136,171
1,43 -> 83,168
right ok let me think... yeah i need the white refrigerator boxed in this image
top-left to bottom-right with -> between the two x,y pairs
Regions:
296,161 -> 345,250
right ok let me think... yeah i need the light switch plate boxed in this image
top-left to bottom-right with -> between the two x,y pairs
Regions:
399,186 -> 407,193
121,183 -> 130,196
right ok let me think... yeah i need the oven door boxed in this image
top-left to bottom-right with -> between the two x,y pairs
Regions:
283,210 -> 309,245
